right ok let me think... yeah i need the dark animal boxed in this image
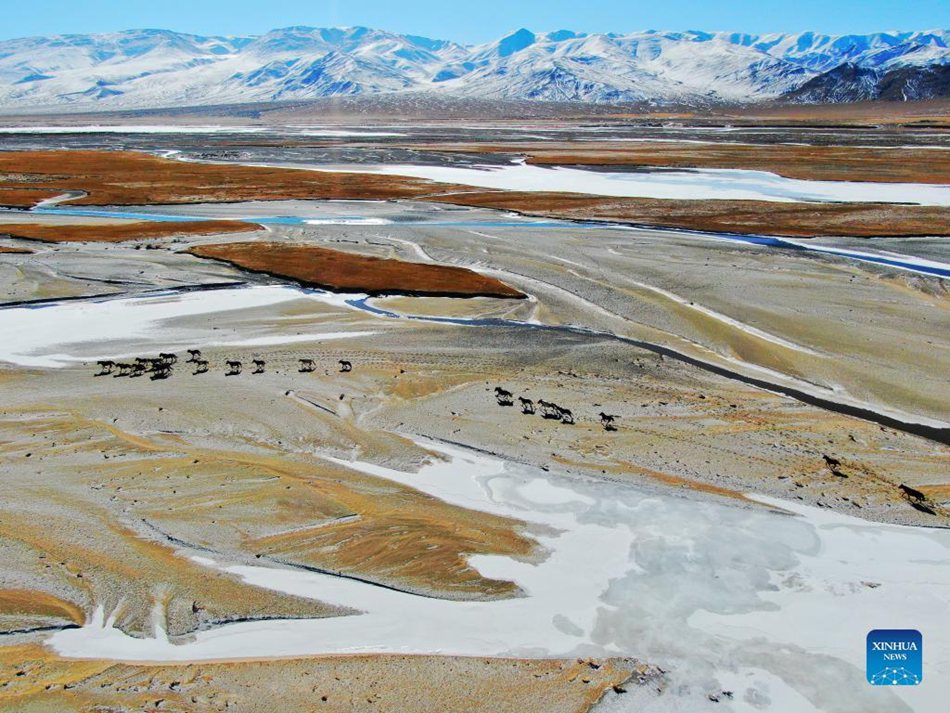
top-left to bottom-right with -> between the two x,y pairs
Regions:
192,359 -> 209,375
599,412 -> 618,431
158,352 -> 178,365
95,360 -> 116,376
136,357 -> 163,373
129,362 -> 147,378
150,366 -> 171,381
225,360 -> 242,376
252,359 -> 266,374
518,397 -> 535,414
494,386 -> 513,406
186,349 -> 202,363
113,363 -> 134,377
339,360 -> 352,373
537,399 -> 561,419
558,407 -> 575,425
298,358 -> 316,373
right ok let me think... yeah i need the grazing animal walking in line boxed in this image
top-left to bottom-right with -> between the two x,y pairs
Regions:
150,365 -> 172,381
298,358 -> 316,373
252,359 -> 266,374
158,352 -> 178,365
95,360 -> 116,376
339,360 -> 352,373
186,349 -> 202,363
114,363 -> 134,377
518,397 -> 535,414
537,399 -> 561,419
558,407 -> 575,425
136,357 -> 161,373
599,412 -> 618,431
192,359 -> 209,375
225,360 -> 242,376
494,387 -> 514,406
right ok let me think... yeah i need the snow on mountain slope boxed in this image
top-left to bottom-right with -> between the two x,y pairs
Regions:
0,26 -> 946,111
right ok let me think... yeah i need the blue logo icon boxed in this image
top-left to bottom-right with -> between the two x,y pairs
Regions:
867,630 -> 922,685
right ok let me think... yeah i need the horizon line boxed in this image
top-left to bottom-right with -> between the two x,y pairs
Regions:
1,24 -> 947,46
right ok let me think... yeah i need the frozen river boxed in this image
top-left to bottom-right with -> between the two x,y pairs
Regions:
49,438 -> 950,712
1,271 -> 946,711
318,160 -> 950,206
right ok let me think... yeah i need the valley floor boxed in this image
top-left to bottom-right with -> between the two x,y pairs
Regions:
0,118 -> 948,712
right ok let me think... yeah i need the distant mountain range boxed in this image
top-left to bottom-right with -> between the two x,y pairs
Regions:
0,26 -> 946,112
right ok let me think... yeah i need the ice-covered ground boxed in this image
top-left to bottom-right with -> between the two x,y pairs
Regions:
322,161 -> 950,206
0,286 -> 374,367
0,125 -> 406,137
49,439 -> 950,712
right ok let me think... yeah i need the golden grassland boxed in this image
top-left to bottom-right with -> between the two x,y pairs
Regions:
0,644 -> 641,713
0,380 -> 540,642
1,149 -> 947,238
0,221 -> 260,243
428,191 -> 950,238
0,150 -> 468,205
188,241 -> 525,298
0,187 -> 64,208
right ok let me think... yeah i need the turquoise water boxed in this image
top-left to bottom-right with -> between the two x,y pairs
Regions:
25,205 -> 950,278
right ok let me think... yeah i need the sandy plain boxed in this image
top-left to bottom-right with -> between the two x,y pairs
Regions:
0,116 -> 948,711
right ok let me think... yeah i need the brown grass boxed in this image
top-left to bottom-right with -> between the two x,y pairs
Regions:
0,187 -> 63,207
0,589 -> 85,625
0,150 -> 469,206
429,191 -> 950,238
0,644 -> 639,713
0,220 -> 260,243
188,241 -> 525,298
400,141 -> 950,184
1,149 -> 945,238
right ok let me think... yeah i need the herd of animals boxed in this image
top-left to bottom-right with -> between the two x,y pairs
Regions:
494,386 -> 618,431
94,349 -> 353,380
91,355 -> 618,431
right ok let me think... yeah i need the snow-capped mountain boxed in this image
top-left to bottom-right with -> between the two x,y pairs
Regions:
0,26 -> 946,111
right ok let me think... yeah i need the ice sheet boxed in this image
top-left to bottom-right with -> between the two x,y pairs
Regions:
0,286 -> 371,367
322,161 -> 950,206
48,439 -> 950,711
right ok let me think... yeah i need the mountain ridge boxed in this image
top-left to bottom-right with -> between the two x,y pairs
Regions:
0,26 -> 946,111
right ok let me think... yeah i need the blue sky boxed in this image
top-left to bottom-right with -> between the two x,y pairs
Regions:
4,0 -> 948,43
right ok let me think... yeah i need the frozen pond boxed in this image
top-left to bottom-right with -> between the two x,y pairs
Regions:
49,439 -> 950,712
0,285 -> 375,367
318,161 -> 950,206
0,125 -> 406,137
